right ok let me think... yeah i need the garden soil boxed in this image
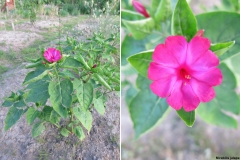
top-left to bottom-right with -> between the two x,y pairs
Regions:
0,17 -> 120,160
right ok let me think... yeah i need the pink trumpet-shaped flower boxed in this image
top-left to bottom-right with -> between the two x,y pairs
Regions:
148,36 -> 223,112
44,48 -> 62,63
132,0 -> 150,18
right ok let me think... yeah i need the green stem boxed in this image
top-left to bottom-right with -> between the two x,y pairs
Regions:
70,107 -> 74,133
53,65 -> 60,82
53,123 -> 60,129
83,74 -> 92,83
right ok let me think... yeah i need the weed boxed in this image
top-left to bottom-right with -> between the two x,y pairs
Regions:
36,147 -> 49,160
0,65 -> 9,74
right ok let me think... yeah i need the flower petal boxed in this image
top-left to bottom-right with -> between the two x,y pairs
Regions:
191,50 -> 219,71
53,49 -> 62,61
167,80 -> 183,110
44,50 -> 53,62
182,83 -> 200,112
186,36 -> 210,65
150,76 -> 177,98
191,68 -> 222,86
190,79 -> 215,102
165,36 -> 188,65
148,62 -> 176,81
153,44 -> 179,68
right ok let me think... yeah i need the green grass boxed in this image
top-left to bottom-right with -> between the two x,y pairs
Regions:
0,15 -> 88,67
0,65 -> 9,74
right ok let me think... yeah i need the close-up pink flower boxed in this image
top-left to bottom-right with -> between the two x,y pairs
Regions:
148,36 -> 223,112
132,0 -> 150,18
44,48 -> 62,63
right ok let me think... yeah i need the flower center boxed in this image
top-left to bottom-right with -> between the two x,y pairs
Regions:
179,68 -> 191,84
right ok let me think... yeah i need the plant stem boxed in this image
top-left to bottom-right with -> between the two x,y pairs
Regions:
53,123 -> 60,129
83,74 -> 92,83
53,65 -> 60,82
70,107 -> 74,133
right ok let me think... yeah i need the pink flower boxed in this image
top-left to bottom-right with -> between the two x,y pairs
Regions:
148,36 -> 223,112
44,48 -> 62,63
132,0 -> 150,18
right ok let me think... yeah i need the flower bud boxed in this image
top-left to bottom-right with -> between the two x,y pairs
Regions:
132,0 -> 150,18
194,29 -> 204,37
92,64 -> 97,68
44,48 -> 62,63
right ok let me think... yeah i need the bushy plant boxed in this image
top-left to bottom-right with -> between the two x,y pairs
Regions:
21,10 -> 30,19
1,32 -> 120,140
59,8 -> 68,16
71,8 -> 79,16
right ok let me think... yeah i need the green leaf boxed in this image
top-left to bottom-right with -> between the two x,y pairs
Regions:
38,106 -> 53,121
125,85 -> 138,106
93,97 -> 105,115
26,78 -> 49,105
154,0 -> 172,23
197,100 -> 238,128
214,63 -> 240,114
196,12 -> 240,61
32,122 -> 45,138
25,61 -> 42,69
127,50 -> 153,78
197,63 -> 240,128
59,69 -> 76,79
73,106 -> 92,132
26,107 -> 40,125
23,66 -> 48,85
121,9 -> 144,20
121,35 -> 146,66
73,79 -> 93,109
2,92 -> 18,107
210,41 -> 235,56
49,110 -> 61,125
121,9 -> 144,27
92,73 -> 111,90
49,79 -> 73,118
129,74 -> 169,138
2,91 -> 26,108
171,0 -> 197,41
60,56 -> 83,69
230,54 -> 240,75
4,107 -> 26,130
2,100 -> 14,107
122,18 -> 155,40
76,54 -> 91,70
73,126 -> 85,141
176,108 -> 195,127
13,97 -> 26,108
60,128 -> 70,137
151,0 -> 160,16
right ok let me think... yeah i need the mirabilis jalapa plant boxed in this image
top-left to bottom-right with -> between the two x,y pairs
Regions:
122,0 -> 240,138
2,33 -> 120,140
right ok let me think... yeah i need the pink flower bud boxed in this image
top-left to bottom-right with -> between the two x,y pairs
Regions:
132,0 -> 150,18
92,64 -> 97,68
194,30 -> 204,37
43,48 -> 62,63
